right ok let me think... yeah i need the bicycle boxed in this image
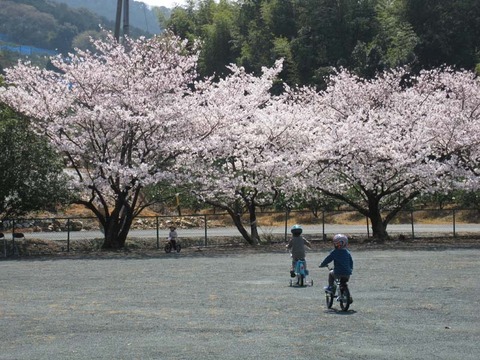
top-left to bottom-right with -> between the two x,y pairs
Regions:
289,258 -> 313,287
324,267 -> 352,311
164,239 -> 181,253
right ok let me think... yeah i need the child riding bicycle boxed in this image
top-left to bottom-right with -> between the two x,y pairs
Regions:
286,224 -> 311,277
319,233 -> 353,296
168,225 -> 178,251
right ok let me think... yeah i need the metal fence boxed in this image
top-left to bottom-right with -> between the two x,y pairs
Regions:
1,209 -> 479,257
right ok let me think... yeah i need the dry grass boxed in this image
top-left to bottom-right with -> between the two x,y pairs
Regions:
4,234 -> 480,259
3,205 -> 478,258
29,205 -> 479,228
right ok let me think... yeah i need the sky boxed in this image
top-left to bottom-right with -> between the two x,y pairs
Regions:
135,0 -> 187,8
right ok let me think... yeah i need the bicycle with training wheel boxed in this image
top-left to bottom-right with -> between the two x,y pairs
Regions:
289,258 -> 313,287
324,267 -> 352,311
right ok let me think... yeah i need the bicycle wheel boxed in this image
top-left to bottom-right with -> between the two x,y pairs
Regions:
299,274 -> 304,287
176,243 -> 181,253
164,243 -> 172,253
325,286 -> 337,309
325,291 -> 334,308
339,287 -> 351,311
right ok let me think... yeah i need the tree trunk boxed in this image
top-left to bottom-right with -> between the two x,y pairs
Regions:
99,195 -> 134,249
101,209 -> 131,249
248,202 -> 260,245
102,225 -> 128,249
226,208 -> 256,245
368,197 -> 389,240
369,212 -> 389,240
73,184 -> 139,250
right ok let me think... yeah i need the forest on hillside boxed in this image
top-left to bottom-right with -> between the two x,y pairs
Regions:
51,0 -> 164,34
166,0 -> 480,88
0,0 -> 166,72
2,0 -> 478,87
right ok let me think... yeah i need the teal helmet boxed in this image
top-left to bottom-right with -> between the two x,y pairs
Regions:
291,224 -> 303,236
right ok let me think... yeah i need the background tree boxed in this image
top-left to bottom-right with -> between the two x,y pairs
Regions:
166,0 -> 239,78
298,68 -> 459,239
71,30 -> 108,52
352,0 -> 417,78
177,61 -> 308,245
235,0 -> 285,74
0,103 -> 71,220
375,0 -> 418,68
405,0 -> 480,71
197,0 -> 237,78
419,68 -> 480,192
164,2 -> 197,42
0,32 -> 200,249
164,0 -> 480,86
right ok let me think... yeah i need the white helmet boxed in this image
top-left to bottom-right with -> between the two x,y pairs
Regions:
333,234 -> 348,249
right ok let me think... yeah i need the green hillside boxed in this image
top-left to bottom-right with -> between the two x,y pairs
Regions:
51,0 -> 166,34
0,0 -> 167,72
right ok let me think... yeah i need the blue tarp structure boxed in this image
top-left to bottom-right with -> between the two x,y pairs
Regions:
0,44 -> 57,56
0,33 -> 57,56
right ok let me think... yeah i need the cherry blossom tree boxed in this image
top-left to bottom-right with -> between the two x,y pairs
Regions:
177,60 -> 310,245
298,68 -> 457,240
0,32 -> 199,249
414,68 -> 480,190
3,27 -> 476,247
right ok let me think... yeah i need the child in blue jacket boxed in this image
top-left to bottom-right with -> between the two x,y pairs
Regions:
319,234 -> 353,293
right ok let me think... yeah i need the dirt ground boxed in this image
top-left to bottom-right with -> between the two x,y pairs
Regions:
1,247 -> 479,360
3,235 -> 480,260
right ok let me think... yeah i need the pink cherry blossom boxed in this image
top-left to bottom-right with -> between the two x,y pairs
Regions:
0,32 -> 200,248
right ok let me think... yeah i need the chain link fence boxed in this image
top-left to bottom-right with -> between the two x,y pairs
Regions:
1,209 -> 479,257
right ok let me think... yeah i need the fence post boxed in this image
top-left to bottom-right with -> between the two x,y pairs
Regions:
322,211 -> 326,241
156,216 -> 159,249
1,232 -> 6,258
12,219 -> 15,252
411,210 -> 415,239
284,209 -> 289,242
453,209 -> 456,238
204,214 -> 208,247
67,218 -> 70,252
366,217 -> 370,238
